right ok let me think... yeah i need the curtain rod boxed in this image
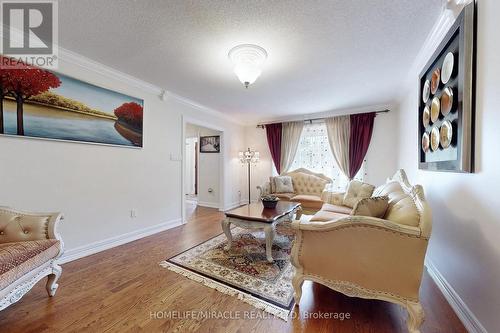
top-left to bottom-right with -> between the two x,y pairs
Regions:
256,109 -> 390,128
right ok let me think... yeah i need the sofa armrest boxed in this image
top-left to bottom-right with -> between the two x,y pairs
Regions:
292,215 -> 422,237
256,181 -> 271,198
321,184 -> 345,205
0,207 -> 63,244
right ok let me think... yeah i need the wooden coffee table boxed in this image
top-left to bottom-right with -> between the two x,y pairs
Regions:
221,201 -> 301,262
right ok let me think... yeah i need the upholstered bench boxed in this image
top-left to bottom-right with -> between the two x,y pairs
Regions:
0,207 -> 64,311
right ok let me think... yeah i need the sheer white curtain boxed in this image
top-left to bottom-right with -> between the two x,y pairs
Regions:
290,121 -> 365,190
280,121 -> 304,173
325,116 -> 350,179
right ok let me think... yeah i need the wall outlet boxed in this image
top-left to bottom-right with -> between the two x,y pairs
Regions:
130,209 -> 137,218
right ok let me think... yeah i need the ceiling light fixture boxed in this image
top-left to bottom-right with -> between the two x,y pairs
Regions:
228,44 -> 267,88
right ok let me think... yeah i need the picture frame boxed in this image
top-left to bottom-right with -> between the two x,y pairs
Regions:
200,135 -> 220,153
0,59 -> 144,148
418,2 -> 475,173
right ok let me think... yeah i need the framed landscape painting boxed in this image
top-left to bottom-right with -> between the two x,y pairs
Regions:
0,57 -> 144,147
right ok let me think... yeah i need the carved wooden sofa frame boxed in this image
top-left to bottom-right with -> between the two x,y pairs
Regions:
0,207 -> 64,311
290,170 -> 432,333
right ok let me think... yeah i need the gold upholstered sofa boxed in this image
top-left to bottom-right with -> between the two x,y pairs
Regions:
0,207 -> 64,310
257,168 -> 332,214
291,170 -> 432,333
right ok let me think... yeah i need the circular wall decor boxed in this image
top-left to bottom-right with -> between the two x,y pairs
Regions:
440,120 -> 453,148
431,126 -> 440,151
431,68 -> 441,94
422,80 -> 430,103
441,52 -> 454,84
431,96 -> 440,123
422,132 -> 430,153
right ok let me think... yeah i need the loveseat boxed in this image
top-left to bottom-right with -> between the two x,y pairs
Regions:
0,207 -> 64,311
257,168 -> 332,214
291,170 -> 432,333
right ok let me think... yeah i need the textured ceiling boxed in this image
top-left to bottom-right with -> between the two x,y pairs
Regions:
58,0 -> 443,123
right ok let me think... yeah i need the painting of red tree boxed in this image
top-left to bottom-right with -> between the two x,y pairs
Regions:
114,102 -> 143,130
0,56 -> 143,147
2,59 -> 61,135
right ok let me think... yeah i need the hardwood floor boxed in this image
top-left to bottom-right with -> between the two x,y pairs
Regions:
0,206 -> 466,333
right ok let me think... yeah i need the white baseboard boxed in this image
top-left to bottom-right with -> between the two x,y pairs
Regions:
197,201 -> 219,209
58,218 -> 182,264
425,260 -> 487,333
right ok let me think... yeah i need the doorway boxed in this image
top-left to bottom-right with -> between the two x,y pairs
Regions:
182,118 -> 224,223
185,137 -> 198,204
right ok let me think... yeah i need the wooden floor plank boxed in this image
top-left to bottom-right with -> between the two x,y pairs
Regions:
0,206 -> 466,332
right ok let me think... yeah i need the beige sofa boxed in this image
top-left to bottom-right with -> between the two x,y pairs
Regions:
0,207 -> 64,311
257,168 -> 332,214
291,170 -> 432,333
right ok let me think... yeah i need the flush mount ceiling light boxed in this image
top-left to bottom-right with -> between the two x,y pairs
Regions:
228,44 -> 267,88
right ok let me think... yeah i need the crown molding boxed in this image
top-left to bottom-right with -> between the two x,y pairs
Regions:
2,24 -> 242,125
58,48 -> 244,125
397,0 -> 469,101
166,91 -> 245,126
58,47 -> 164,95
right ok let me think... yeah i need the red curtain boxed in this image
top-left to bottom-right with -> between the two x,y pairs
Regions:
265,123 -> 282,173
349,112 -> 375,179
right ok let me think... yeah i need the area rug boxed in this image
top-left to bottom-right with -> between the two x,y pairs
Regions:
159,222 -> 295,320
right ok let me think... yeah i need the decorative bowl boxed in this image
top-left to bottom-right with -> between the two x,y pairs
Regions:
422,132 -> 430,153
441,87 -> 454,116
261,195 -> 279,209
423,105 -> 431,127
441,52 -> 454,84
422,80 -> 431,103
431,126 -> 440,151
431,68 -> 441,94
262,200 -> 278,209
440,120 -> 453,149
431,97 -> 441,123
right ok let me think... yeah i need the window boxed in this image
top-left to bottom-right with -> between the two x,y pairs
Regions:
290,122 -> 365,191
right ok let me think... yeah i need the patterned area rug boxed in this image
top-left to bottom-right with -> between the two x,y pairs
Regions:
160,222 -> 295,320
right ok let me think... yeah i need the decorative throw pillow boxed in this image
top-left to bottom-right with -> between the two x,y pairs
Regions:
274,176 -> 294,193
351,196 -> 389,218
269,176 -> 277,193
343,180 -> 375,208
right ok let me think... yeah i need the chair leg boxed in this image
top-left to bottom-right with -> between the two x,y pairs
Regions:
406,300 -> 424,333
292,273 -> 304,305
295,207 -> 303,221
46,263 -> 62,297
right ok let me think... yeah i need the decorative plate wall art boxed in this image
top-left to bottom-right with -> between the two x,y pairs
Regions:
422,80 -> 431,103
418,2 -> 475,173
440,120 -> 453,149
441,87 -> 454,116
431,97 -> 441,123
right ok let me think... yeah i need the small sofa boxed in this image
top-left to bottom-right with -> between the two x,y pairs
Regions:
257,168 -> 332,214
291,170 -> 432,333
0,207 -> 64,311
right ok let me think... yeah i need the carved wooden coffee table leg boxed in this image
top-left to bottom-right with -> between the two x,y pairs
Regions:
221,218 -> 233,251
264,224 -> 275,262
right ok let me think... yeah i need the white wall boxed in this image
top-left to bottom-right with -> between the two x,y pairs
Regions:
243,126 -> 274,202
0,53 -> 245,254
244,111 -> 398,202
396,1 -> 499,331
